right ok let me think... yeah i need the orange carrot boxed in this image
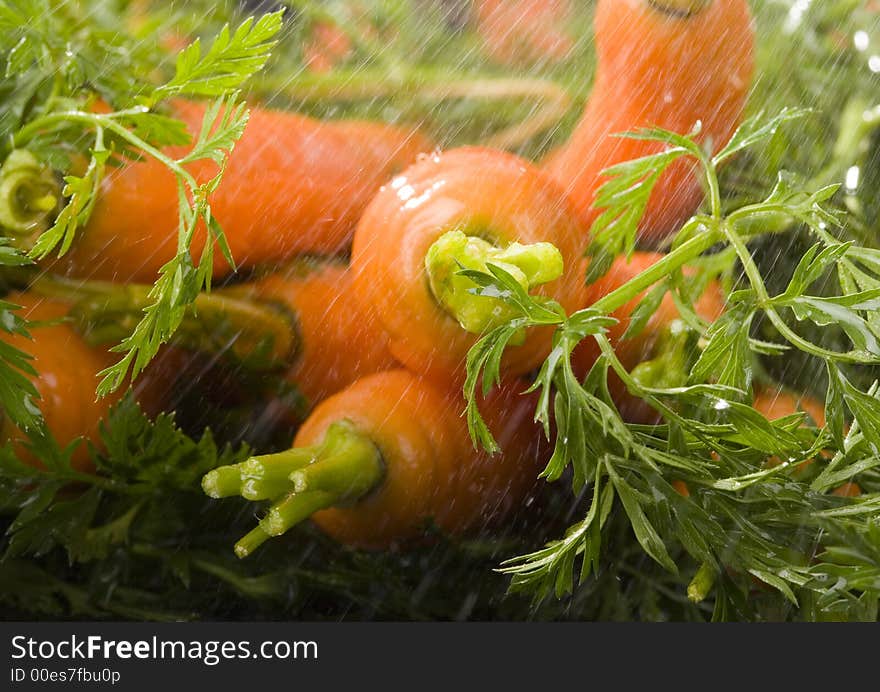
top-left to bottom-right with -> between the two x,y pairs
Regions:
752,387 -> 826,428
244,261 -> 398,406
0,293 -> 122,471
52,100 -> 432,282
203,370 -> 545,553
351,146 -> 587,383
545,0 -> 755,243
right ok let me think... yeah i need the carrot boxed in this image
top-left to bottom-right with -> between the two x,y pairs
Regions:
831,482 -> 862,498
671,479 -> 691,497
302,22 -> 353,73
473,0 -> 575,66
572,251 -> 725,423
544,0 -> 755,243
203,369 -> 545,553
752,387 -> 826,428
38,260 -> 394,412
0,292 -> 156,472
239,261 -> 398,406
746,386 -> 826,475
351,146 -> 587,382
51,100 -> 433,282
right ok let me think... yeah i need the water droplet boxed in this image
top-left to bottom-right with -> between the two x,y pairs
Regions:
845,165 -> 860,193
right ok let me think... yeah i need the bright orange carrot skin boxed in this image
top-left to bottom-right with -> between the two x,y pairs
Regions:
294,370 -> 544,549
831,482 -> 861,498
248,262 -> 398,407
752,387 -> 826,428
0,293 -> 122,472
474,0 -> 575,66
53,101 -> 432,282
545,0 -> 755,243
351,146 -> 587,383
753,386 -> 826,474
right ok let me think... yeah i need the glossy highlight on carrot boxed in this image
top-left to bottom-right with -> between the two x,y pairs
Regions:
52,100 -> 433,282
545,0 -> 755,242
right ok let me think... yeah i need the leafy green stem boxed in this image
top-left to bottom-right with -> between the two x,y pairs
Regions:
15,109 -> 199,191
590,229 -> 720,315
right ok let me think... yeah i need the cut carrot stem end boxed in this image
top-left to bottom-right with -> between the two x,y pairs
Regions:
241,449 -> 316,486
0,149 -> 60,236
687,561 -> 716,603
261,490 -> 337,536
234,526 -> 273,559
240,447 -> 317,500
202,466 -> 245,498
203,420 -> 384,557
424,230 -> 563,334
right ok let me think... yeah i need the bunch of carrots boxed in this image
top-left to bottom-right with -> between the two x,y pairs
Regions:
4,0 -> 853,560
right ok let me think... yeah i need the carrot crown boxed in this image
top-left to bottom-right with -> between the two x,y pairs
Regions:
202,420 -> 384,558
424,229 -> 563,335
0,150 -> 60,239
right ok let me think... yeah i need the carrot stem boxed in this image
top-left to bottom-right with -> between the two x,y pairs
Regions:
589,231 -> 720,316
647,0 -> 711,18
290,439 -> 383,500
234,526 -> 273,559
202,466 -> 244,499
240,449 -> 316,500
205,420 -> 384,557
0,150 -> 60,236
425,230 -> 563,334
261,490 -> 337,537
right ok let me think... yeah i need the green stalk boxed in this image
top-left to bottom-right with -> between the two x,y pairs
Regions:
687,561 -> 717,603
721,219 -> 870,364
240,450 -> 315,500
203,421 -> 385,558
261,490 -> 337,537
234,526 -> 273,559
14,110 -> 190,187
648,0 -> 712,18
202,466 -> 245,499
590,231 -> 721,316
